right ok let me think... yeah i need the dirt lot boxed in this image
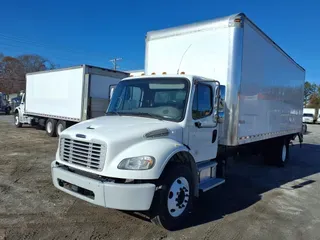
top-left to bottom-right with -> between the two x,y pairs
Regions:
1,115 -> 320,240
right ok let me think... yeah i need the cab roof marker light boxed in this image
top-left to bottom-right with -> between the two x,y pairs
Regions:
162,72 -> 167,75
180,71 -> 185,74
151,72 -> 156,75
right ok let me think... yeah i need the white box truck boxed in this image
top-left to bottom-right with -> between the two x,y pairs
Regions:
51,13 -> 305,230
303,108 -> 319,123
14,65 -> 128,136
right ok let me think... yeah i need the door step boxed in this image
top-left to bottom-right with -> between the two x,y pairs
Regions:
199,178 -> 225,192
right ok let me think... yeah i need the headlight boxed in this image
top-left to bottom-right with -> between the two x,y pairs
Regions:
117,156 -> 155,170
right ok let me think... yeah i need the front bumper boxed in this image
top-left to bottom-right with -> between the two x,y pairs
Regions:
51,161 -> 156,211
303,118 -> 314,123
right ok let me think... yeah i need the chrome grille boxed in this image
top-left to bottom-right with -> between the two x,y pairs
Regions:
60,138 -> 106,171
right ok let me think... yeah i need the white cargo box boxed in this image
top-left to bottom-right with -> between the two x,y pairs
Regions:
145,13 -> 305,146
25,65 -> 128,122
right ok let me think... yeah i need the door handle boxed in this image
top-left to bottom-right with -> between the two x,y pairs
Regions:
212,129 -> 217,143
195,122 -> 202,128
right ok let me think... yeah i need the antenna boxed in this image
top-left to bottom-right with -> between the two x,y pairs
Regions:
177,44 -> 192,74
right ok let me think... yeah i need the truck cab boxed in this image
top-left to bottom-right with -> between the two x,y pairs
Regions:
51,74 -> 225,230
0,92 -> 11,115
14,92 -> 29,128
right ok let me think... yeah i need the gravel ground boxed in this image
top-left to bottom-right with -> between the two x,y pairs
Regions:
1,114 -> 320,240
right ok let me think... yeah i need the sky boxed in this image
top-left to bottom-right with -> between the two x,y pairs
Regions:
0,0 -> 319,83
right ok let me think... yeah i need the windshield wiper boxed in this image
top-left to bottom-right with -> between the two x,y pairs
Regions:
130,112 -> 166,120
105,111 -> 120,116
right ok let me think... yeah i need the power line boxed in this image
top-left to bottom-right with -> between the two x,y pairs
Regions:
0,33 -> 109,59
0,42 -> 82,65
109,57 -> 122,70
0,33 -> 142,69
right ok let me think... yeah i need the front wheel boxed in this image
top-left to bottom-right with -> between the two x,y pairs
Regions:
14,112 -> 22,128
150,164 -> 193,230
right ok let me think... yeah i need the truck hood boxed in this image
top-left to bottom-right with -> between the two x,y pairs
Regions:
60,115 -> 183,143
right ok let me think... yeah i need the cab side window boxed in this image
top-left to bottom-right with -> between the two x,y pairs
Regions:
192,83 -> 213,119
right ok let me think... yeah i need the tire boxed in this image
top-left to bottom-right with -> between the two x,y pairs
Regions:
150,164 -> 193,230
264,138 -> 289,167
45,118 -> 57,137
14,112 -> 22,128
276,139 -> 289,167
56,120 -> 66,136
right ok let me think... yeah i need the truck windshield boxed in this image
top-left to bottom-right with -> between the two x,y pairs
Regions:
303,114 -> 313,117
107,77 -> 190,122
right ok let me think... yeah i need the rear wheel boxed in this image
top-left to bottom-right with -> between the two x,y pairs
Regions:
46,118 -> 57,137
263,138 -> 289,167
14,112 -> 22,128
150,164 -> 193,230
56,120 -> 66,136
277,140 -> 289,167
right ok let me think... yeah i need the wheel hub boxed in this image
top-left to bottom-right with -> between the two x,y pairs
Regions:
167,177 -> 190,217
47,122 -> 52,133
57,124 -> 63,135
176,189 -> 185,206
282,144 -> 287,162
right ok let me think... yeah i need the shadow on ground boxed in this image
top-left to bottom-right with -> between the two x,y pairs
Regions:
128,143 -> 320,230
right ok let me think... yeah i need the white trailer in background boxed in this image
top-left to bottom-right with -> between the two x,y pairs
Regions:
14,65 -> 129,136
51,13 -> 305,230
303,108 -> 319,123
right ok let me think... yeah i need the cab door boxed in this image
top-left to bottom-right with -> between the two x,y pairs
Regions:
188,81 -> 219,162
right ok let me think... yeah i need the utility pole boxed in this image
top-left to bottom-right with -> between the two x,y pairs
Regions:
109,57 -> 122,70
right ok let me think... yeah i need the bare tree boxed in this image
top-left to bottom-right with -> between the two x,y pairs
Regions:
17,54 -> 56,73
0,56 -> 25,93
0,53 -> 56,93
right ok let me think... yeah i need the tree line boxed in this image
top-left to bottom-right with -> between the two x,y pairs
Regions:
0,52 -> 56,94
